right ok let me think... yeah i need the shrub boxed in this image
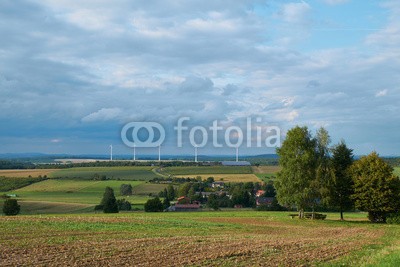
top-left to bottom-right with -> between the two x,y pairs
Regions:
120,184 -> 133,196
144,197 -> 163,212
117,199 -> 132,211
3,199 -> 20,216
386,213 -> 400,224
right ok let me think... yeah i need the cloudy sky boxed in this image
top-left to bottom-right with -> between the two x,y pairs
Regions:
1,0 -> 399,156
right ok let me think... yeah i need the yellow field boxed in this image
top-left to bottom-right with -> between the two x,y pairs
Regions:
251,165 -> 281,174
0,169 -> 56,177
177,174 -> 261,183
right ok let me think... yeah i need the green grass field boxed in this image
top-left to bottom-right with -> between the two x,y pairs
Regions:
161,166 -> 253,176
49,166 -> 159,180
0,211 -> 399,266
4,179 -> 167,214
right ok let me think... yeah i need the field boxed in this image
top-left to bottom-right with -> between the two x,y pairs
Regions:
161,166 -> 253,175
50,166 -> 159,180
177,174 -> 261,183
1,211 -> 399,266
0,169 -> 56,177
5,179 -> 167,214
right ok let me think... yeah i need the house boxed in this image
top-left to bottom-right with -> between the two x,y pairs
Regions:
211,182 -> 225,188
177,196 -> 191,204
256,197 -> 275,207
255,190 -> 266,198
167,201 -> 201,212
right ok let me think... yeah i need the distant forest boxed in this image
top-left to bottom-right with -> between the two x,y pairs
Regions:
0,156 -> 399,169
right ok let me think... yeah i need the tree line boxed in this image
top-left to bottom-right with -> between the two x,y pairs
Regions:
275,126 -> 400,222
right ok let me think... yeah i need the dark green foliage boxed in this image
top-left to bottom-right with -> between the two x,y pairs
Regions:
206,177 -> 215,184
100,187 -> 119,213
231,186 -> 252,207
0,160 -> 35,169
120,184 -> 133,196
386,213 -> 400,224
3,199 -> 20,216
351,152 -> 400,223
144,197 -> 163,212
116,199 -> 132,211
162,197 -> 170,209
328,140 -> 354,220
263,181 -> 276,197
207,194 -> 220,210
257,198 -> 287,211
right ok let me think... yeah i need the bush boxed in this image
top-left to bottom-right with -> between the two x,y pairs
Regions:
120,184 -> 133,196
386,213 -> 400,224
99,187 -> 119,213
117,199 -> 132,211
3,199 -> 20,216
144,197 -> 163,212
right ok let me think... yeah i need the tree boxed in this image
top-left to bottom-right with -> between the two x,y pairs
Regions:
178,182 -> 192,197
120,184 -> 133,196
117,199 -> 132,211
351,152 -> 400,223
207,194 -> 220,210
166,184 -> 176,200
328,140 -> 354,220
144,197 -> 163,212
162,197 -> 170,209
100,187 -> 119,213
274,126 -> 318,218
3,199 -> 20,216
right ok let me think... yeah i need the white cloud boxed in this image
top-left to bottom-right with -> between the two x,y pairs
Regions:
376,89 -> 388,97
323,0 -> 350,5
281,1 -> 311,25
82,108 -> 122,123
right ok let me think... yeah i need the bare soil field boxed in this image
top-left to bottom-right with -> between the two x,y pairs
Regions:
0,212 -> 393,266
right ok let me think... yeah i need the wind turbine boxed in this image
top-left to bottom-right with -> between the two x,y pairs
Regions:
110,145 -> 113,161
133,144 -> 136,161
195,146 -> 198,163
235,147 -> 239,162
158,145 -> 161,161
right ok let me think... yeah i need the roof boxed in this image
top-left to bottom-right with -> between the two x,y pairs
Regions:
175,203 -> 201,209
221,161 -> 251,166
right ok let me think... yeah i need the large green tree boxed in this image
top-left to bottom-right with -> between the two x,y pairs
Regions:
100,187 -> 119,213
329,140 -> 354,220
3,199 -> 20,216
351,152 -> 400,223
275,126 -> 318,218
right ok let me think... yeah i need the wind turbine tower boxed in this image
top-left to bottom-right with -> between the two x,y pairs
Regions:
158,145 -> 161,161
110,145 -> 113,161
195,146 -> 198,163
133,144 -> 136,161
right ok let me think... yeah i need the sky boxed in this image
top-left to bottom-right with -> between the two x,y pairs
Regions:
0,0 -> 399,156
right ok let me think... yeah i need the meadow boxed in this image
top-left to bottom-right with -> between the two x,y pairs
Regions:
4,179 -> 167,214
0,211 -> 399,266
50,166 -> 158,180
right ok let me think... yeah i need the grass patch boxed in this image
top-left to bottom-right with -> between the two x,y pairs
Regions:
8,179 -> 156,206
0,177 -> 47,192
50,166 -> 158,181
